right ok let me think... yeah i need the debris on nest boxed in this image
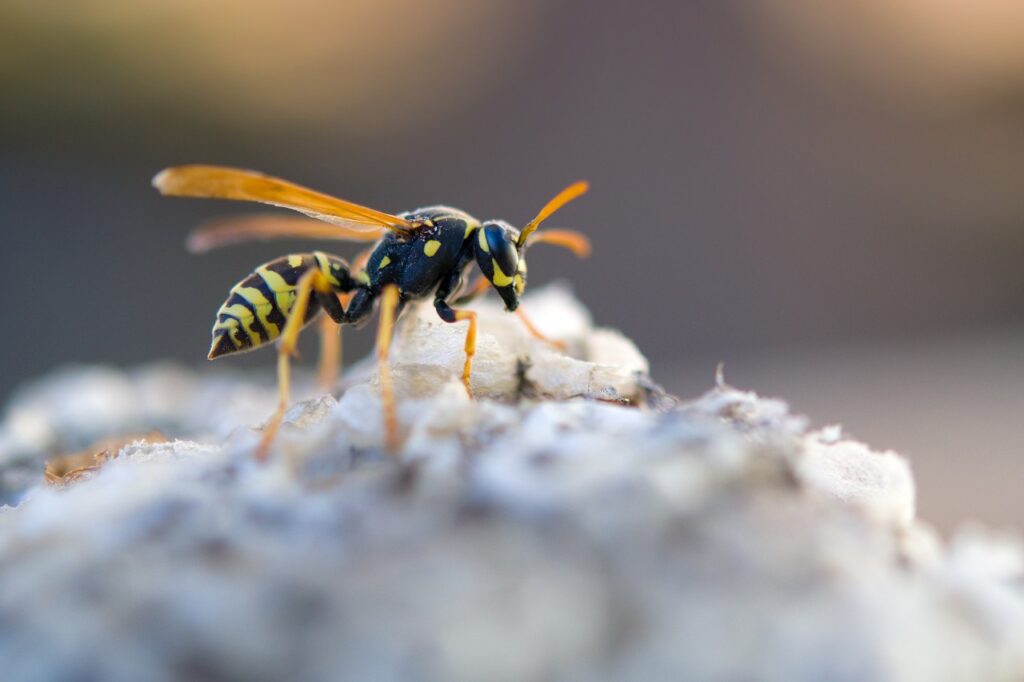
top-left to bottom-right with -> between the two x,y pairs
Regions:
0,285 -> 1021,682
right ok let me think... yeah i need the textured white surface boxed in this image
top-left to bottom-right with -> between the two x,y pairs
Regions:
0,287 -> 1021,682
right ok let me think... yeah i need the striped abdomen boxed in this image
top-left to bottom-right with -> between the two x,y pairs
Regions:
208,252 -> 348,359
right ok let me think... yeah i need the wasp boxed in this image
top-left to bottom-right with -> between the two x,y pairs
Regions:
153,166 -> 590,457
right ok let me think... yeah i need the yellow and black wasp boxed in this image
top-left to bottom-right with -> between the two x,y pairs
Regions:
153,166 -> 590,456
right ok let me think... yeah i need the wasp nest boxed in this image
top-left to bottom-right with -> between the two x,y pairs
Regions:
0,286 -> 1022,682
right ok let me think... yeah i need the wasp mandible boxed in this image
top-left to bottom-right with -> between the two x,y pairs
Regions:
153,166 -> 590,457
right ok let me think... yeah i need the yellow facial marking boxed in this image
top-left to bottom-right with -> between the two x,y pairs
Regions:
478,229 -> 490,253
423,239 -> 441,257
288,254 -> 303,268
356,270 -> 370,286
491,259 -> 514,287
514,274 -> 524,295
378,256 -> 392,270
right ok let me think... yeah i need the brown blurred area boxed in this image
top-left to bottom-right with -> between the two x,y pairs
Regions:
1,1 -> 1022,531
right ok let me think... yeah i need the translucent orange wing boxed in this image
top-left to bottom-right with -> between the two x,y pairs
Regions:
187,214 -> 385,253
153,165 -> 419,234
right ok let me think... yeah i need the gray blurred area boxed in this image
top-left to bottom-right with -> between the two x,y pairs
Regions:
2,1 -> 1023,530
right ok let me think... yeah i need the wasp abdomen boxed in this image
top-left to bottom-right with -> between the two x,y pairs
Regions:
209,252 -> 344,359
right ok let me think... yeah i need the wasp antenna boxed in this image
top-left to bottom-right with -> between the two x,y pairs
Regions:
151,167 -> 173,192
526,229 -> 591,258
517,180 -> 589,247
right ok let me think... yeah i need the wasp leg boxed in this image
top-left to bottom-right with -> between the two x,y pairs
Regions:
375,284 -> 401,453
313,289 -> 352,390
316,314 -> 341,390
526,229 -> 591,257
516,308 -> 567,351
256,269 -> 336,462
455,310 -> 478,395
434,299 -> 478,397
316,247 -> 372,387
451,276 -> 489,306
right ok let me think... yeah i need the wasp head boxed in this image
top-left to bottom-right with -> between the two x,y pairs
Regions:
474,221 -> 526,311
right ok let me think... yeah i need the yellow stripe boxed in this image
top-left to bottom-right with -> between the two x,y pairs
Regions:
478,229 -> 489,253
313,251 -> 340,287
212,320 -> 242,348
464,220 -> 479,239
234,286 -> 280,338
423,240 -> 441,257
257,265 -> 293,293
276,290 -> 297,317
218,304 -> 261,343
378,256 -> 392,270
288,254 -> 303,268
356,271 -> 370,286
233,285 -> 269,306
220,303 -> 254,320
256,265 -> 298,318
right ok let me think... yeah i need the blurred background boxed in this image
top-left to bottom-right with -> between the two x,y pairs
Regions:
1,0 -> 1022,532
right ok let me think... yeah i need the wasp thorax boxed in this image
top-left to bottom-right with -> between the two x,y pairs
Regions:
474,221 -> 522,311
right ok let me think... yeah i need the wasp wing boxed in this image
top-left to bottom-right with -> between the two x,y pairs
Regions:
153,165 -> 419,234
187,214 -> 385,253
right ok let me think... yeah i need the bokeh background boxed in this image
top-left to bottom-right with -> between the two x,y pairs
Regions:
2,0 -> 1022,531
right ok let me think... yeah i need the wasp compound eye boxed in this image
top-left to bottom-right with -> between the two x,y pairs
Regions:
483,224 -> 519,281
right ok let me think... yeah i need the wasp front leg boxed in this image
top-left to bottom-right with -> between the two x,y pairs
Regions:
515,308 -> 567,351
452,276 -> 564,351
434,272 -> 478,397
434,299 -> 477,397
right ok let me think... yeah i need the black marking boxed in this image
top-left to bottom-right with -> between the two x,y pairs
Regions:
209,333 -> 236,360
265,255 -> 311,286
225,291 -> 270,344
248,275 -> 288,330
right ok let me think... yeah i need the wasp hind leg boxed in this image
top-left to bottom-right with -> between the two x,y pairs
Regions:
314,289 -> 356,390
314,245 -> 372,389
255,269 -> 341,462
